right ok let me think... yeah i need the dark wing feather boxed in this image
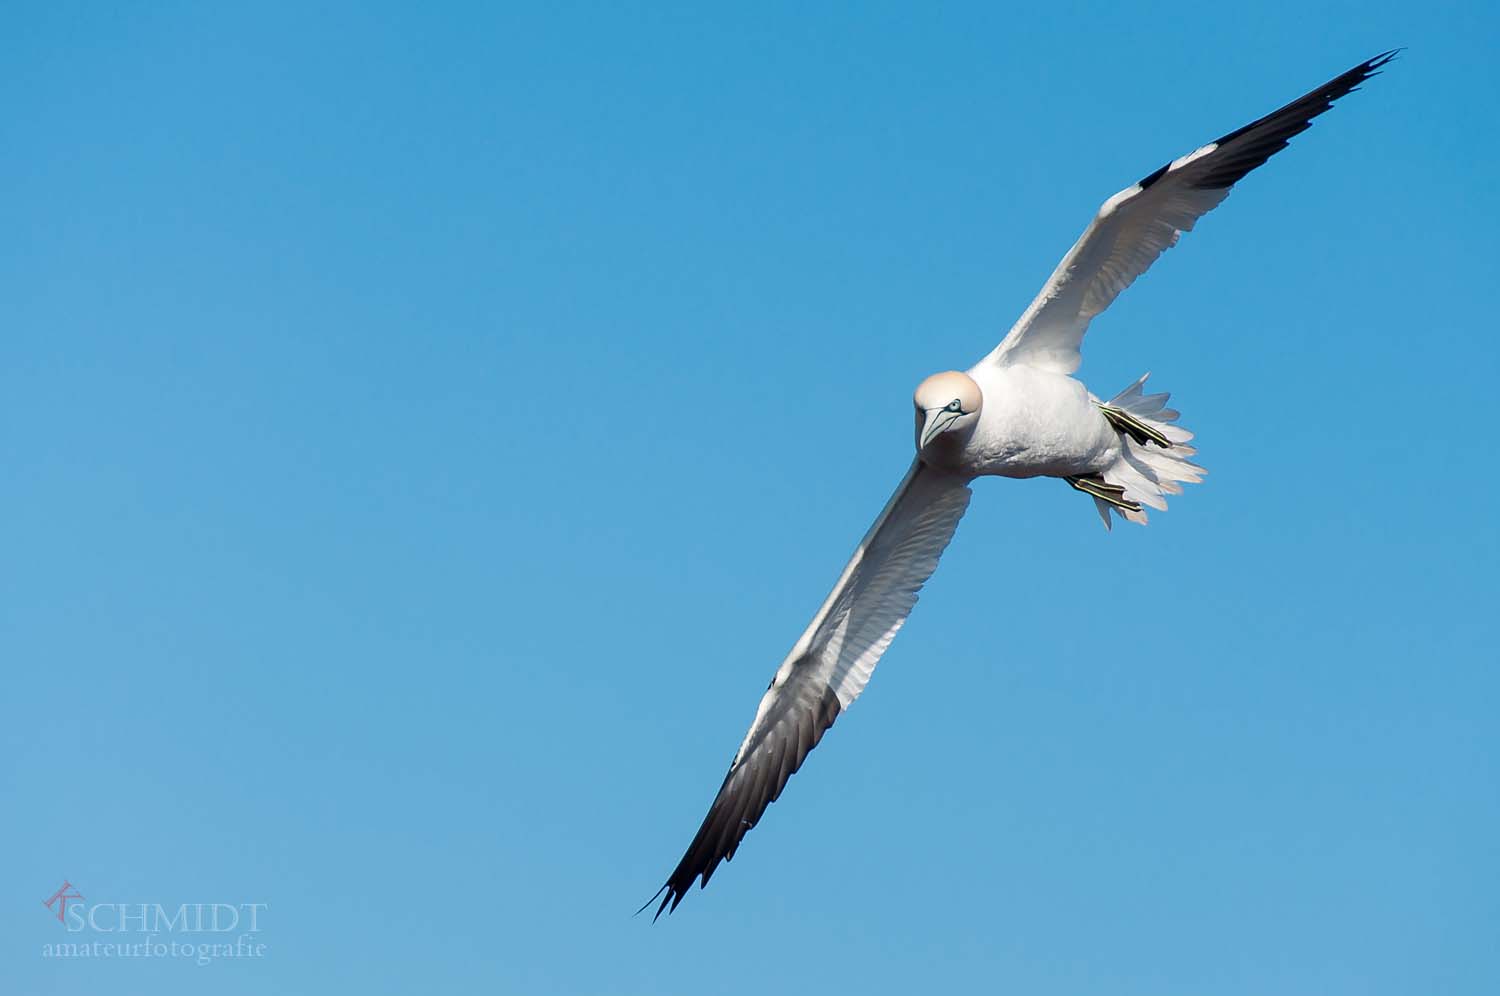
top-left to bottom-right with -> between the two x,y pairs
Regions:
648,674 -> 841,918
1186,50 -> 1398,190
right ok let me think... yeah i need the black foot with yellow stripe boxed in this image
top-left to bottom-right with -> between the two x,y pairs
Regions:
1066,474 -> 1142,513
1098,404 -> 1172,448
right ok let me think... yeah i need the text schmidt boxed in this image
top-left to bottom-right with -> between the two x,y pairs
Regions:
60,903 -> 267,933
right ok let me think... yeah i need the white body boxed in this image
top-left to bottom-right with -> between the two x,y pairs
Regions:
928,364 -> 1120,479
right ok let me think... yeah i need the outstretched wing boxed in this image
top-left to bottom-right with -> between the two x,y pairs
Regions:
647,460 -> 973,918
980,51 -> 1396,375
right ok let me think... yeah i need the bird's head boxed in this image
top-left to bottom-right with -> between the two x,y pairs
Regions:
913,371 -> 982,454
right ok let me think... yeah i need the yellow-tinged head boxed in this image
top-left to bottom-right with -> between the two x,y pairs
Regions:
913,371 -> 982,453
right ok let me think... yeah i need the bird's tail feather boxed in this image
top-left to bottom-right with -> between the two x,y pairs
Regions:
1092,373 -> 1205,530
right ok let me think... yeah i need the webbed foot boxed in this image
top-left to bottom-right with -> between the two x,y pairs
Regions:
1099,403 -> 1173,448
1065,474 -> 1142,513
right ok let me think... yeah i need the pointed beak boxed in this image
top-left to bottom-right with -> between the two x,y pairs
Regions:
919,408 -> 962,449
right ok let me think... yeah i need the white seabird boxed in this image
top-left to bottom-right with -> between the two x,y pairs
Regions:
647,51 -> 1396,918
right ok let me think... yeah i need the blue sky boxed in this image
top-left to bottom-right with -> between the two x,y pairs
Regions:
4,3 -> 1497,994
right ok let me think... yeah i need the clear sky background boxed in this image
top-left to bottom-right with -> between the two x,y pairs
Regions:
4,3 -> 1497,994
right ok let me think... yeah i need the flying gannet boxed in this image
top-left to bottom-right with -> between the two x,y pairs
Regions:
646,51 -> 1396,919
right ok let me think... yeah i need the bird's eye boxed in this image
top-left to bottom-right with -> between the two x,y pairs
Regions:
946,400 -> 962,413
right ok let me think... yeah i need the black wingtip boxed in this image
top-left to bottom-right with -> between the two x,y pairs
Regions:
1136,49 -> 1399,194
1318,49 -> 1402,103
636,880 -> 692,922
635,884 -> 669,920
1351,49 -> 1402,85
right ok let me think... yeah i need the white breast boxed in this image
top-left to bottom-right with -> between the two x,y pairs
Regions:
961,365 -> 1119,478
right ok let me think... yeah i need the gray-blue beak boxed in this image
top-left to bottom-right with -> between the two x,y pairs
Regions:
919,408 -> 962,449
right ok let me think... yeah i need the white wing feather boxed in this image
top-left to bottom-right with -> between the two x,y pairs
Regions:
981,51 -> 1396,375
